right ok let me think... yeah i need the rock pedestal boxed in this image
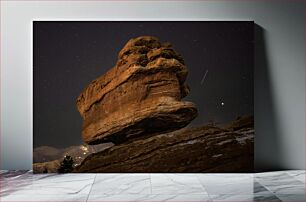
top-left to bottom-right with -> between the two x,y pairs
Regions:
74,116 -> 254,173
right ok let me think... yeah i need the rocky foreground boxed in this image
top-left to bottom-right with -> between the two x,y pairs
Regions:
34,116 -> 254,173
74,116 -> 254,173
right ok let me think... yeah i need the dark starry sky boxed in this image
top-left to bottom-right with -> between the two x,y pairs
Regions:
34,21 -> 254,148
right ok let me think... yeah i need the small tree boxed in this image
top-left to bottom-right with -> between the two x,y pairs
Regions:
58,155 -> 74,173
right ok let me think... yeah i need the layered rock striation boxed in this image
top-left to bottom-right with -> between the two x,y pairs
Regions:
76,36 -> 198,145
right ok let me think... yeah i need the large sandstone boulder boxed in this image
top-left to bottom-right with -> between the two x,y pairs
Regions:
76,36 -> 198,145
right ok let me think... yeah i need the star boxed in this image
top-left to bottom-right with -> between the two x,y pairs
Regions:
221,102 -> 225,106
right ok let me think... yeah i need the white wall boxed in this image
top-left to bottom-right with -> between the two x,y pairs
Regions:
1,0 -> 304,170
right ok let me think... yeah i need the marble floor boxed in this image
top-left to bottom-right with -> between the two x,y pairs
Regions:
0,170 -> 305,202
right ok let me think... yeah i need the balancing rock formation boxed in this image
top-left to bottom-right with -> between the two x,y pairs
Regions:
76,36 -> 198,145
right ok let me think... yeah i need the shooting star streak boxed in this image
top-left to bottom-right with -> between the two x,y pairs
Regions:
200,70 -> 209,85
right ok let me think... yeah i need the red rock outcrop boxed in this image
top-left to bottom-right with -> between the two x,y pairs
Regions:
76,36 -> 198,145
74,116 -> 254,173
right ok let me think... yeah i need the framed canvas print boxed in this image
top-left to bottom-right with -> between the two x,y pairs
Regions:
33,21 -> 254,173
